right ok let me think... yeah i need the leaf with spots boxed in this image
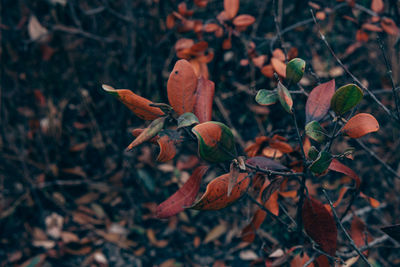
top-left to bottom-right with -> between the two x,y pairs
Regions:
192,121 -> 237,163
167,59 -> 198,115
102,84 -> 164,120
191,173 -> 249,210
156,166 -> 209,218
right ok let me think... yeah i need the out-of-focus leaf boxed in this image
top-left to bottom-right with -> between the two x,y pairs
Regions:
28,16 -> 49,43
261,177 -> 284,204
290,253 -> 313,267
136,169 -> 155,193
305,79 -> 335,123
381,18 -> 400,36
177,112 -> 199,128
232,15 -> 256,27
167,59 -> 198,115
156,166 -> 208,218
371,0 -> 384,13
271,58 -> 286,77
277,81 -> 293,113
309,151 -> 332,174
328,159 -> 361,189
102,84 -> 164,120
224,0 -> 239,19
246,156 -> 288,171
381,224 -> 400,242
286,58 -> 305,84
192,121 -> 237,163
193,76 -> 215,122
341,113 -> 379,138
351,216 -> 371,255
204,223 -> 227,243
302,197 -> 337,256
360,192 -> 380,208
330,84 -> 363,115
255,89 -> 278,106
241,208 -> 266,243
191,173 -> 249,210
126,117 -> 166,150
305,121 -> 327,143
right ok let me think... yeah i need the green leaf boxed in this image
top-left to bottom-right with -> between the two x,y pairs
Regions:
305,121 -> 327,143
192,121 -> 237,163
309,151 -> 332,174
255,89 -> 278,106
308,146 -> 319,160
277,81 -> 293,113
330,84 -> 363,115
126,117 -> 166,150
177,112 -> 199,128
286,58 -> 305,84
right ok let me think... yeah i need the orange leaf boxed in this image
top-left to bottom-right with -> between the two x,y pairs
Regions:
193,77 -> 215,123
265,191 -> 279,216
102,85 -> 163,120
341,113 -> 379,138
302,197 -> 337,256
371,0 -> 384,13
156,166 -> 209,218
272,48 -> 285,62
241,208 -> 266,242
261,64 -> 274,78
224,0 -> 239,19
290,253 -> 313,267
269,140 -> 293,153
351,216 -> 372,255
381,18 -> 400,36
305,79 -> 335,123
191,173 -> 249,210
360,192 -> 380,208
232,15 -> 256,27
271,57 -> 286,77
167,59 -> 198,115
362,23 -> 383,32
126,117 -> 166,150
156,135 -> 177,162
329,159 -> 361,189
204,23 -> 220,32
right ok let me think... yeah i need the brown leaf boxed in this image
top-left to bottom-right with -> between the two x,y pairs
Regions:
351,216 -> 371,255
228,162 -> 240,197
126,117 -> 166,150
167,59 -> 198,115
224,0 -> 239,19
302,197 -> 337,256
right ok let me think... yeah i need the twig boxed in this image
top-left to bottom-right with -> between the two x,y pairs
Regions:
310,10 -> 399,123
272,0 -> 287,61
52,24 -> 115,43
322,189 -> 372,267
336,235 -> 393,258
245,163 -> 303,177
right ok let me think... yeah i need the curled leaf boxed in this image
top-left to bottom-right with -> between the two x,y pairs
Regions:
192,121 -> 237,163
193,76 -> 215,122
191,173 -> 249,210
156,166 -> 209,218
102,84 -> 163,120
341,113 -> 379,138
126,117 -> 166,150
302,197 -> 337,256
228,161 -> 240,197
167,59 -> 198,115
330,84 -> 363,115
255,89 -> 278,106
329,159 -> 361,189
156,135 -> 177,162
277,81 -> 293,113
177,112 -> 199,128
305,79 -> 335,123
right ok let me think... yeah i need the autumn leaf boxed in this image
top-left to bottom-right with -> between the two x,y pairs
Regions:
224,0 -> 239,19
156,135 -> 177,162
371,0 -> 384,13
241,209 -> 266,243
271,58 -> 286,77
351,216 -> 372,255
167,59 -> 198,115
156,166 -> 209,218
193,76 -> 215,123
305,79 -> 335,123
329,159 -> 361,189
228,162 -> 240,197
277,81 -> 293,113
126,117 -> 166,151
381,18 -> 400,36
302,197 -> 337,256
192,121 -> 237,163
102,84 -> 164,120
191,173 -> 249,210
341,113 -> 379,138
305,121 -> 327,143
232,15 -> 256,27
246,156 -> 289,172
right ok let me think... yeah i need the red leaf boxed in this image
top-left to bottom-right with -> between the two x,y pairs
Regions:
224,0 -> 239,19
156,166 -> 209,218
193,76 -> 215,123
191,173 -> 250,210
271,57 -> 286,77
341,113 -> 379,138
302,197 -> 337,256
381,18 -> 400,36
371,0 -> 384,13
351,216 -> 372,255
232,15 -> 256,28
329,159 -> 361,189
167,59 -> 198,115
305,79 -> 335,123
156,135 -> 177,162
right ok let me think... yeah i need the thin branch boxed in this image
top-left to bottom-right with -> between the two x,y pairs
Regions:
245,163 -> 304,177
336,235 -> 394,258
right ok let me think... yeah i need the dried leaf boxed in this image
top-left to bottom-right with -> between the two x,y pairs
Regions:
305,79 -> 335,123
156,166 -> 209,218
341,113 -> 379,138
228,162 -> 240,197
246,156 -> 288,171
126,117 -> 166,150
204,223 -> 227,243
28,15 -> 49,42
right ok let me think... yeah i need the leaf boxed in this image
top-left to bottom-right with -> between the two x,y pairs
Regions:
286,58 -> 305,84
305,79 -> 335,123
204,223 -> 227,243
290,253 -> 313,267
232,15 -> 256,27
277,81 -> 293,113
381,224 -> 400,242
102,85 -> 164,120
156,166 -> 209,218
246,156 -> 289,171
302,197 -> 337,256
193,76 -> 215,122
359,192 -> 380,208
371,0 -> 384,13
305,121 -> 327,143
341,113 -> 379,138
191,173 -> 249,210
309,151 -> 332,174
351,216 -> 371,253
224,0 -> 239,19
381,18 -> 400,36
330,84 -> 363,115
167,59 -> 198,115
308,146 -> 319,160
126,117 -> 166,150
329,159 -> 361,189
255,89 -> 278,106
261,181 -> 281,213
177,112 -> 199,128
156,135 -> 177,162
28,16 -> 49,43
192,121 -> 237,163
241,209 -> 266,242
228,162 -> 240,197
271,58 -> 286,77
